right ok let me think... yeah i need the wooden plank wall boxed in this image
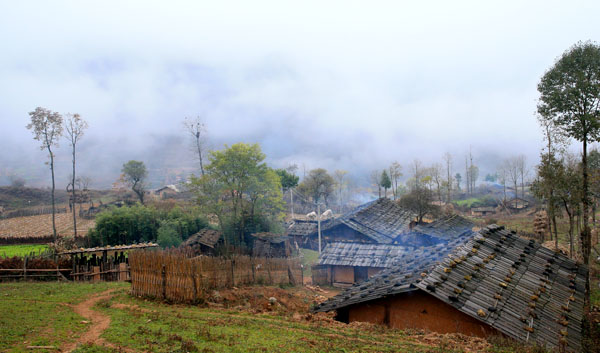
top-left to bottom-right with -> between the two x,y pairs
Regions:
129,251 -> 302,303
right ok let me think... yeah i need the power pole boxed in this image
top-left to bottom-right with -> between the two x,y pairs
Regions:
290,189 -> 294,219
317,203 -> 322,254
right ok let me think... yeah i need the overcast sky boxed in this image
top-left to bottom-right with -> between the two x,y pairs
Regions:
0,1 -> 599,187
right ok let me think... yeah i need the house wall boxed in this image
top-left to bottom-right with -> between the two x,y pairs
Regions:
346,290 -> 499,338
367,267 -> 382,278
333,266 -> 354,285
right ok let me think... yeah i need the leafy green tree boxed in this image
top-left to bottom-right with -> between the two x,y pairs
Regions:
455,173 -> 462,191
275,169 -> 299,190
537,41 -> 600,278
157,221 -> 182,248
122,160 -> 148,204
485,173 -> 497,182
380,170 -> 392,198
189,143 -> 284,246
26,107 -> 63,242
297,168 -> 335,203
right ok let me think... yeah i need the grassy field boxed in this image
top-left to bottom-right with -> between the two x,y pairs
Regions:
0,282 -> 542,353
0,282 -> 123,352
0,244 -> 49,257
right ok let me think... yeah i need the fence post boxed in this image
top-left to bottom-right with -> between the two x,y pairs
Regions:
191,263 -> 198,302
251,257 -> 255,283
267,257 -> 272,284
230,257 -> 235,287
287,262 -> 296,286
161,264 -> 167,300
300,259 -> 304,286
23,256 -> 27,280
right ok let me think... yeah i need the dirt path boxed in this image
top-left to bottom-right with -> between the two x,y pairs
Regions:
62,289 -> 133,353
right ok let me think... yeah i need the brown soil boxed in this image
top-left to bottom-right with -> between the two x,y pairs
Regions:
62,289 -> 134,353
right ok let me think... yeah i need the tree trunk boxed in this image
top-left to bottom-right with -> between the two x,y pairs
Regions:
71,143 -> 78,238
196,134 -> 204,176
582,137 -> 591,306
49,146 -> 57,242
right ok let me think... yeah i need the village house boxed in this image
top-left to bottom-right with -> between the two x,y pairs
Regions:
314,215 -> 476,287
313,225 -> 587,352
251,232 -> 295,258
287,198 -> 416,250
153,184 -> 179,199
471,206 -> 496,217
180,229 -> 223,255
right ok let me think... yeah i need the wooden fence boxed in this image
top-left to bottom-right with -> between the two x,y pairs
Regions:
129,251 -> 302,303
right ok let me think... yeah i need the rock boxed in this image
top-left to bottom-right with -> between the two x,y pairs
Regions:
268,297 -> 277,304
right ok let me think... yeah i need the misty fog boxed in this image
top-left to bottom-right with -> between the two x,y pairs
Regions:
1,1 -> 598,189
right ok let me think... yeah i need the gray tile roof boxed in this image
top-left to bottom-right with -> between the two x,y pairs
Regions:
182,229 -> 222,249
417,225 -> 587,352
317,242 -> 414,268
313,233 -> 474,312
314,225 -> 587,352
396,215 -> 475,246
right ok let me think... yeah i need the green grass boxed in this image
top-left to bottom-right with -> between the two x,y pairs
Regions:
0,282 -> 127,352
0,244 -> 50,258
0,281 -> 541,353
453,198 -> 482,208
300,248 -> 319,278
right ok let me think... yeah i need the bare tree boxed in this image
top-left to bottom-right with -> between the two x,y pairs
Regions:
389,161 -> 402,200
430,163 -> 443,203
27,107 -> 63,242
505,157 -> 520,207
515,155 -> 528,200
334,170 -> 348,213
183,116 -> 207,176
443,153 -> 452,202
65,113 -> 88,238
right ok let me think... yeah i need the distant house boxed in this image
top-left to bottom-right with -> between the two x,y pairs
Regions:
251,233 -> 294,258
471,206 -> 496,217
154,185 -> 179,199
396,214 -> 475,247
181,229 -> 222,255
288,198 -> 416,250
506,197 -> 530,211
315,217 -> 475,287
313,225 -> 587,352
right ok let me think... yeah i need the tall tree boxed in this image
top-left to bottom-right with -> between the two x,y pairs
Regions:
430,163 -> 443,203
443,153 -> 452,203
505,157 -> 520,207
298,168 -> 335,204
380,170 -> 392,198
389,162 -> 402,200
189,143 -> 283,245
537,42 -> 600,283
516,155 -> 527,200
122,160 -> 148,204
334,170 -> 348,212
455,173 -> 462,191
64,113 -> 88,238
27,107 -> 63,242
183,116 -> 207,176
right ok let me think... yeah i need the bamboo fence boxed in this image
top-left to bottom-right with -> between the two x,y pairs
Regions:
129,250 -> 302,302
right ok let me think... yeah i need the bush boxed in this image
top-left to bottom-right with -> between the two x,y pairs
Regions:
88,204 -> 208,246
157,221 -> 182,249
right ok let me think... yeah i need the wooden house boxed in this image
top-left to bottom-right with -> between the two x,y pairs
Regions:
313,225 -> 587,352
314,215 -> 475,287
180,229 -> 223,255
154,185 -> 179,199
251,233 -> 294,258
506,197 -> 530,211
288,198 -> 416,250
471,206 -> 496,217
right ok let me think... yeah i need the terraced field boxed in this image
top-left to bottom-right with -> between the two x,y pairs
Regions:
0,213 -> 95,241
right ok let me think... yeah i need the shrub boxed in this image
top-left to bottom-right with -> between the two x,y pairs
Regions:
157,221 -> 182,248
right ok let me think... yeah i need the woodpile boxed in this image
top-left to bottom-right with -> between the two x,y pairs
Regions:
533,211 -> 548,241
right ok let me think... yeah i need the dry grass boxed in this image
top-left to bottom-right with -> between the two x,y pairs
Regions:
0,212 -> 95,240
